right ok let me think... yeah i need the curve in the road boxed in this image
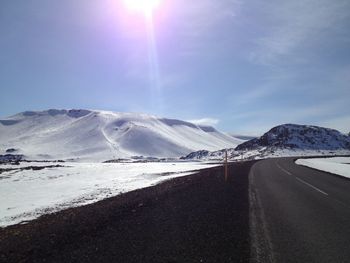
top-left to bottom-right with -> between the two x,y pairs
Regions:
250,157 -> 350,263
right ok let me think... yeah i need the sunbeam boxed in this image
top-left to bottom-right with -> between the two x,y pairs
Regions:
123,0 -> 163,112
145,14 -> 163,112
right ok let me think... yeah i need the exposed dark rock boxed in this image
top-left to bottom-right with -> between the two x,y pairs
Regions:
181,150 -> 211,160
5,149 -> 17,153
0,154 -> 23,164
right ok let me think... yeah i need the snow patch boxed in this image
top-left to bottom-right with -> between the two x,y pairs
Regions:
296,157 -> 350,178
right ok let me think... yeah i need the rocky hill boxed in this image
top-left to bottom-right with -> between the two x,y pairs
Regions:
236,124 -> 350,151
182,124 -> 350,160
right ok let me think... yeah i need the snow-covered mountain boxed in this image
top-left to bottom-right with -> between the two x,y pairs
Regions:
182,124 -> 350,160
0,109 -> 242,161
235,124 -> 350,151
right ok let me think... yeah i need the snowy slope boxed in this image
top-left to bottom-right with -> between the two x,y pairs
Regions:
0,109 -> 241,161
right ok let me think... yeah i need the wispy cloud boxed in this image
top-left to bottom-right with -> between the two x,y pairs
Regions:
249,0 -> 350,65
231,0 -> 350,122
173,0 -> 240,34
188,118 -> 220,126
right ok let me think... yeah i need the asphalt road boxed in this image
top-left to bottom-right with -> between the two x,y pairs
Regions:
2,157 -> 350,263
250,157 -> 350,263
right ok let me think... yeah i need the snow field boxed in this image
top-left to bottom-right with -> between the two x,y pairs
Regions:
0,162 -> 219,227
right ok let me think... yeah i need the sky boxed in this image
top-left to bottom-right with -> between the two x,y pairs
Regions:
0,0 -> 349,135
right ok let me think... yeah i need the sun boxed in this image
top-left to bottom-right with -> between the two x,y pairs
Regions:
123,0 -> 161,15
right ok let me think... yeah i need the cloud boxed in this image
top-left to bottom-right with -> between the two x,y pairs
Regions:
249,0 -> 350,65
174,0 -> 240,33
188,118 -> 220,126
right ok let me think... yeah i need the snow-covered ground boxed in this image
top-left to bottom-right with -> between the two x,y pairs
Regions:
296,157 -> 350,178
0,161 -> 219,227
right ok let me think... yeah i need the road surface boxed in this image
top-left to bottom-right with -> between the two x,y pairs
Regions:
250,157 -> 350,263
2,157 -> 350,263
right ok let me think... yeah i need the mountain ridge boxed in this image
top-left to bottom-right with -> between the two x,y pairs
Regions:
182,124 -> 350,160
0,109 -> 242,161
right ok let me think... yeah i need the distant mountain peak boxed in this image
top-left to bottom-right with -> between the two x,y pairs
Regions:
235,123 -> 350,151
182,123 -> 350,161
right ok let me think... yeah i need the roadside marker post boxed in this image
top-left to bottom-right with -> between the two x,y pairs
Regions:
224,150 -> 228,182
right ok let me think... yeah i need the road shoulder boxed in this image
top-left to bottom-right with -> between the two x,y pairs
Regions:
249,162 -> 275,263
1,162 -> 254,263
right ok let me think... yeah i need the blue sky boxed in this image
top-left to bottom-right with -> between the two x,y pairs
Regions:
1,0 -> 349,135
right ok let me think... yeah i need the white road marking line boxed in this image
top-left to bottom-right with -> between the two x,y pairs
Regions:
276,163 -> 292,175
295,177 -> 329,196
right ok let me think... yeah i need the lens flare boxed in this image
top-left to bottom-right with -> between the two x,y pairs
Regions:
124,0 -> 160,15
122,0 -> 163,112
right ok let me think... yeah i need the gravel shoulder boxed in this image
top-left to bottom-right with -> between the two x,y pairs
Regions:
0,162 -> 253,263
